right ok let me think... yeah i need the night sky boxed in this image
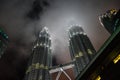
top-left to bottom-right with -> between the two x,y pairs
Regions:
0,0 -> 120,80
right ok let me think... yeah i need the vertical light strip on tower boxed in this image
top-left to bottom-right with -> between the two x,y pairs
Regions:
68,25 -> 96,76
0,27 -> 8,58
24,27 -> 52,80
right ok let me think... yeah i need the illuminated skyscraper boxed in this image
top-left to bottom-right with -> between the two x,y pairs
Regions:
0,27 -> 8,58
24,27 -> 52,80
68,25 -> 96,76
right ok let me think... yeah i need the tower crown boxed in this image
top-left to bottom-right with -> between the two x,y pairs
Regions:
41,27 -> 48,33
33,27 -> 51,49
69,25 -> 84,32
68,25 -> 86,38
39,27 -> 50,38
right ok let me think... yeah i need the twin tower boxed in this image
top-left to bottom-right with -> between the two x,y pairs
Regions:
24,25 -> 96,80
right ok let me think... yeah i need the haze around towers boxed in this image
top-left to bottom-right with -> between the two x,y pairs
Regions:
0,0 -> 120,80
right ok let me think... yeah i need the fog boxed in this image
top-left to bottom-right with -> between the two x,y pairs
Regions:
0,0 -> 119,80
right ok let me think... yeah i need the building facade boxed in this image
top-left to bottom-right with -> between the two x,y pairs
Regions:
68,25 -> 96,76
24,27 -> 52,80
99,9 -> 120,34
0,27 -> 8,58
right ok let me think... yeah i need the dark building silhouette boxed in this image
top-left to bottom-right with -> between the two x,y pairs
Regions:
0,27 -> 8,58
68,25 -> 96,76
24,27 -> 52,80
99,9 -> 120,34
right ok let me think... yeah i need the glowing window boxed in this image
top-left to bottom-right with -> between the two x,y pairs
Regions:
113,54 -> 120,64
95,75 -> 101,80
